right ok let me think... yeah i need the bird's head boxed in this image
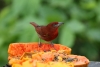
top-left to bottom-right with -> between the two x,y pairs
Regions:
47,22 -> 64,28
47,22 -> 64,31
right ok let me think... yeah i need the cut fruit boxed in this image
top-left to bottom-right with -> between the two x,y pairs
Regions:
7,42 -> 89,67
8,42 -> 71,60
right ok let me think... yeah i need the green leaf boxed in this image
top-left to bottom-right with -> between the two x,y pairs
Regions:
12,0 -> 26,15
21,0 -> 41,15
59,25 -> 75,47
80,0 -> 97,10
69,4 -> 80,19
80,43 -> 98,60
67,20 -> 85,33
40,7 -> 66,22
0,6 -> 10,20
50,0 -> 73,8
86,29 -> 100,41
96,15 -> 100,23
0,47 -> 8,66
0,37 -> 4,47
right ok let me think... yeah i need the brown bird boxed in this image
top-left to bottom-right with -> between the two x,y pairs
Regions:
30,22 -> 63,46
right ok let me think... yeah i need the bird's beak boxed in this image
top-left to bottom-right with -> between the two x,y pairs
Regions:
57,22 -> 64,27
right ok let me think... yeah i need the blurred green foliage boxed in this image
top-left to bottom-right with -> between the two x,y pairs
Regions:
0,0 -> 100,66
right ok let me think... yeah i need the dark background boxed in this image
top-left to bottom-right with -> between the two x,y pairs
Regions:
0,0 -> 100,66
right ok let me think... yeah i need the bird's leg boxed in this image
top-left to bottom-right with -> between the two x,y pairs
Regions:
50,41 -> 54,47
50,41 -> 56,50
39,38 -> 42,47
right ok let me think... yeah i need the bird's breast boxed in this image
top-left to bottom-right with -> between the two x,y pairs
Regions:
39,30 -> 58,41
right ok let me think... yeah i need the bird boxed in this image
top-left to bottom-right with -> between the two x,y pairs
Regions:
30,22 -> 64,46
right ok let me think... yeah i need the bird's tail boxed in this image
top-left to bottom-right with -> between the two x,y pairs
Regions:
30,22 -> 39,27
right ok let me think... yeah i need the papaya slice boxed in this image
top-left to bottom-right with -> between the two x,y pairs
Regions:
7,42 -> 89,67
8,42 -> 71,60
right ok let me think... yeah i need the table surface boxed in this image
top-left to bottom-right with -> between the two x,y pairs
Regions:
88,61 -> 100,67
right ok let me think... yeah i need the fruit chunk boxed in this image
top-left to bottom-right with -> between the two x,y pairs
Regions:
8,42 -> 71,60
12,61 -> 74,67
8,43 -> 89,67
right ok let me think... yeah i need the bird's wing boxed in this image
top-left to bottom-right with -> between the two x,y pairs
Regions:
35,26 -> 48,36
36,26 -> 58,41
40,26 -> 50,37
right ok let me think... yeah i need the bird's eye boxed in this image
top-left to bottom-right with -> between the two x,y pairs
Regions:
53,24 -> 56,27
53,23 -> 58,27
